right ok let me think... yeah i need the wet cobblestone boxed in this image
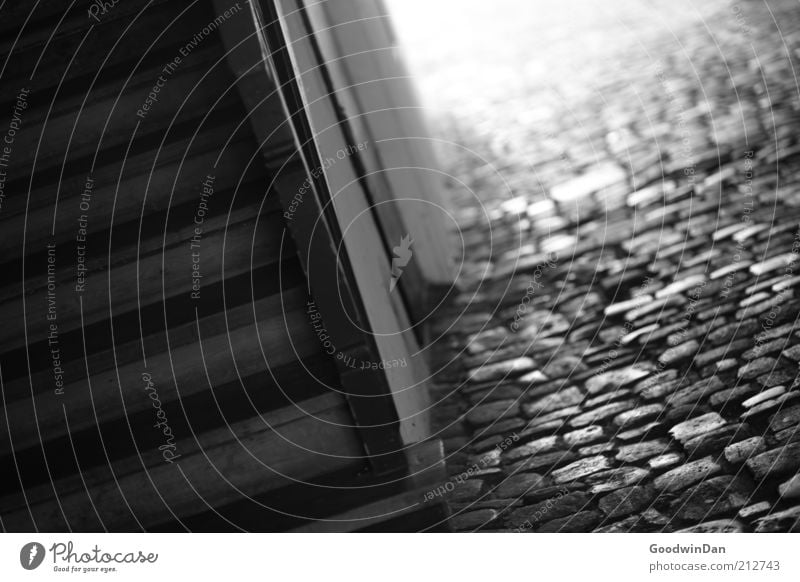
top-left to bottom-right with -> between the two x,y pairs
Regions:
419,0 -> 800,531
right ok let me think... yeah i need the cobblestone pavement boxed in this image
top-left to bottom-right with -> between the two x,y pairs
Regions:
409,0 -> 800,532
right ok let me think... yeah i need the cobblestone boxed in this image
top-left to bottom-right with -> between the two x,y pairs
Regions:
599,485 -> 656,519
613,404 -> 664,428
616,439 -> 670,463
668,413 -> 727,445
418,0 -> 800,532
746,443 -> 800,481
468,357 -> 537,384
724,436 -> 768,465
450,509 -> 499,531
589,467 -> 650,494
778,474 -> 800,499
506,491 -> 590,529
754,507 -> 800,532
494,473 -> 548,499
738,357 -> 779,380
678,519 -> 746,533
522,386 -> 583,416
552,455 -> 612,484
670,476 -> 753,521
465,400 -> 519,426
537,510 -> 603,533
563,425 -> 605,447
648,452 -> 684,472
658,341 -> 700,366
654,457 -> 723,493
770,405 -> 800,432
502,435 -> 561,462
682,424 -> 752,459
569,401 -> 636,428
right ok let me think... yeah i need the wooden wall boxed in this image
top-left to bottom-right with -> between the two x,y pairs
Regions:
0,0 -> 371,531
0,0 -> 449,532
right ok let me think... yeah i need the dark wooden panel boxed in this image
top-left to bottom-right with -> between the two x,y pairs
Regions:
0,351 -> 341,499
0,0 -> 391,533
1,2 -> 212,86
0,0 -> 173,55
0,209 -> 290,355
0,258 -> 306,382
0,175 -> 276,275
1,285 -> 311,405
0,180 -> 276,296
11,59 -> 238,171
0,394 -> 364,531
0,124 -> 260,219
0,0 -> 74,36
0,281 -> 322,453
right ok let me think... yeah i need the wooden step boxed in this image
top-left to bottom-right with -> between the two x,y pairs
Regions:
0,0 -> 173,56
0,393 -> 364,531
0,352 -> 340,497
1,2 -> 213,87
0,288 -> 320,453
0,286 -> 311,404
0,211 -> 288,355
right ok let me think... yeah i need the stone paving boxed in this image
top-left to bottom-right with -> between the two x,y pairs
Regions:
417,0 -> 800,532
